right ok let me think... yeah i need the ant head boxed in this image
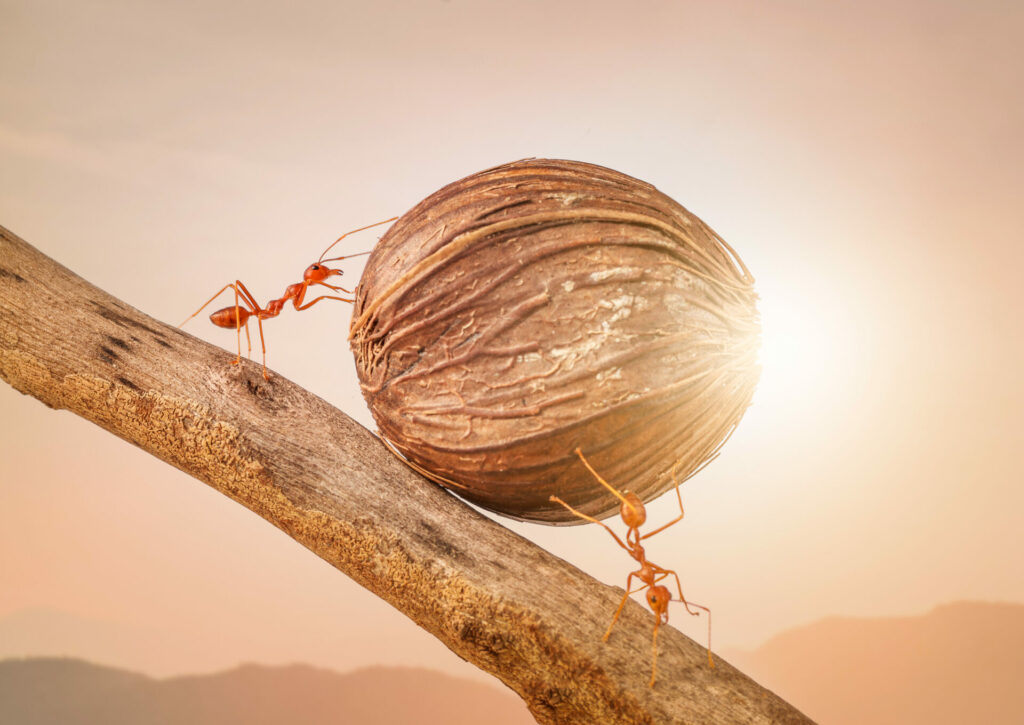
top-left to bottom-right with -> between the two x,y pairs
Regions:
620,492 -> 646,529
209,305 -> 250,329
304,263 -> 341,284
647,584 -> 671,619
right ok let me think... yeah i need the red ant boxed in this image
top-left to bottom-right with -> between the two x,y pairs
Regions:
180,217 -> 397,379
550,448 -> 713,687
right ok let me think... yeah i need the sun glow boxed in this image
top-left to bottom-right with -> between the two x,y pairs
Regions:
754,284 -> 846,412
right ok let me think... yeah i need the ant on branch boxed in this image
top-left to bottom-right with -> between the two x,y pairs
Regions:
550,448 -> 713,687
180,217 -> 397,379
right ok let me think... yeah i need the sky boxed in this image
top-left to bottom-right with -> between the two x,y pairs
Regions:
1,0 -> 1022,684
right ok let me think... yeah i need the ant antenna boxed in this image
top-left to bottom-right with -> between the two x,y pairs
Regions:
318,216 -> 398,264
574,448 -> 640,517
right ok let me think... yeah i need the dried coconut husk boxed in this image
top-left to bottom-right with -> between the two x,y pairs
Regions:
350,159 -> 760,524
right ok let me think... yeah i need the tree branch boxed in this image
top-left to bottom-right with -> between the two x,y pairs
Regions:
0,225 -> 813,724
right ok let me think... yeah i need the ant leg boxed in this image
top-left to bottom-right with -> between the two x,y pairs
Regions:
218,280 -> 275,377
294,294 -> 356,312
640,461 -> 686,541
703,609 -> 715,668
184,280 -> 260,367
230,280 -> 262,315
603,572 -> 641,642
255,314 -> 270,379
604,590 -> 631,642
232,317 -> 252,366
658,567 -> 714,668
654,566 -> 700,616
316,281 -> 356,295
230,281 -> 266,369
231,283 -> 245,365
679,597 -> 714,669
180,283 -> 237,328
549,495 -> 630,553
650,616 -> 661,687
193,281 -> 254,367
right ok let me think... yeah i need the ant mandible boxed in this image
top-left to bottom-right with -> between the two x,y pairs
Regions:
180,217 -> 397,379
550,448 -> 713,687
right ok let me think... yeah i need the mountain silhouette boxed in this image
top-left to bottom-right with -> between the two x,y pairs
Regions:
726,601 -> 1024,725
0,658 -> 534,725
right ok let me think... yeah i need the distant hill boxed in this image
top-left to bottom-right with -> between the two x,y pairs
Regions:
0,608 -> 194,677
726,601 -> 1024,725
0,658 -> 535,725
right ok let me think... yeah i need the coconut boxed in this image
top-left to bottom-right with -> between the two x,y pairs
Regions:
350,159 -> 759,524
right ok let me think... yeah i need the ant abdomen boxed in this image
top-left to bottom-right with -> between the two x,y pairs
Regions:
209,306 -> 250,329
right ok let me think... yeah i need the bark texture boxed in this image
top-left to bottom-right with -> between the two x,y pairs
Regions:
0,225 -> 813,724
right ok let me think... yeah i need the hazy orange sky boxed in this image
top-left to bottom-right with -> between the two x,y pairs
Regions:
2,0 -> 1021,684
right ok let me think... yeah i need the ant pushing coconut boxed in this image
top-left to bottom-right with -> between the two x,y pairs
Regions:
551,448 -> 713,687
180,217 -> 396,379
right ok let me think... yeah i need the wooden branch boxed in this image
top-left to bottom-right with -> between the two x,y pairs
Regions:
0,224 -> 813,724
